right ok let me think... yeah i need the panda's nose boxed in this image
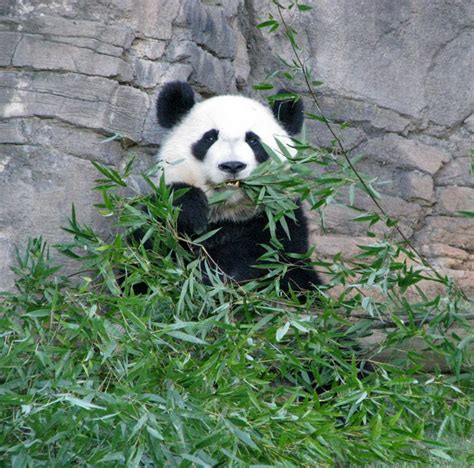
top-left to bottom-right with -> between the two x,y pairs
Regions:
218,161 -> 247,175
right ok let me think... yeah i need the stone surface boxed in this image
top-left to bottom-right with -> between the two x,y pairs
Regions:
167,39 -> 236,95
309,234 -> 375,260
0,147 -> 109,289
132,59 -> 167,89
464,114 -> 474,133
0,0 -> 473,295
0,71 -> 150,142
315,95 -> 411,134
0,31 -> 21,65
306,118 -> 366,150
233,23 -> 251,89
436,186 -> 474,215
23,119 -> 125,165
131,38 -> 167,61
0,120 -> 27,144
420,243 -> 474,271
361,134 -> 451,175
436,157 -> 474,188
400,171 -> 434,205
354,193 -> 424,228
255,0 -> 473,125
12,34 -> 133,80
176,0 -> 237,59
416,217 -> 474,251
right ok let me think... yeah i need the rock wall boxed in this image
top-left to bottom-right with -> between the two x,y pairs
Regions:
0,0 -> 473,293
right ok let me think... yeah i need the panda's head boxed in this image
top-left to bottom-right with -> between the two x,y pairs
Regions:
156,81 -> 303,219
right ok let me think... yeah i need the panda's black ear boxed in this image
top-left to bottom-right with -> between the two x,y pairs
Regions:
157,81 -> 195,128
271,90 -> 304,136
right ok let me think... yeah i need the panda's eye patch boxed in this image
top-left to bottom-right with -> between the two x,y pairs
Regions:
245,131 -> 260,147
245,131 -> 268,163
192,129 -> 219,161
205,129 -> 218,143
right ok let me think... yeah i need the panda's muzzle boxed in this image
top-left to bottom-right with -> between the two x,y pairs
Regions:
218,161 -> 247,175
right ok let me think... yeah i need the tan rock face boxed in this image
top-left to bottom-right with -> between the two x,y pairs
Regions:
401,172 -> 434,205
436,186 -> 474,215
420,243 -> 474,270
362,135 -> 451,175
416,217 -> 474,251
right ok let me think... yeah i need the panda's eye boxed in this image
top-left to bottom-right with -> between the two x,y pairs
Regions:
204,129 -> 218,143
246,132 -> 260,147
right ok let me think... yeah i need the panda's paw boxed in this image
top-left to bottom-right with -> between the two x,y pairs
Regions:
170,183 -> 209,234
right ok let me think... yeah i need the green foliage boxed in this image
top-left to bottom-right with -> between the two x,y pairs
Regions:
0,1 -> 472,465
0,156 -> 472,465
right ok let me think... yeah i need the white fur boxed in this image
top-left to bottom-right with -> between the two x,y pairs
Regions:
154,94 -> 295,221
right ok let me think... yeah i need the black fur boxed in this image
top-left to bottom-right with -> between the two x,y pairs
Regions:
245,131 -> 268,163
171,183 -> 208,234
271,89 -> 304,136
191,129 -> 219,161
206,207 -> 320,290
173,184 -> 321,291
157,81 -> 195,128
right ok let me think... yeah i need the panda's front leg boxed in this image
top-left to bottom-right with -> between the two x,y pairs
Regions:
170,183 -> 209,235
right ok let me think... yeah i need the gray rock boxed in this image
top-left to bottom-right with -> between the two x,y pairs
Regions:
233,24 -> 251,88
420,243 -> 474,270
0,146 -> 110,291
424,30 -> 474,127
362,134 -> 451,175
350,157 -> 436,206
416,216 -> 474,251
0,31 -> 21,65
308,233 -> 375,260
133,59 -> 166,89
0,71 -> 149,141
316,96 -> 411,134
137,0 -> 181,40
353,192 -> 424,227
13,34 -> 133,80
436,186 -> 474,215
23,119 -> 124,165
306,119 -> 366,150
176,0 -> 237,59
131,38 -> 167,61
321,204 -> 398,237
464,115 -> 474,133
400,171 -> 434,205
20,15 -> 134,50
170,41 -> 236,94
255,0 -> 473,131
436,157 -> 474,187
0,119 -> 27,144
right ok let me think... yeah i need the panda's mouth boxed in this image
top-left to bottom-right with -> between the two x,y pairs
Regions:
212,180 -> 241,190
224,180 -> 240,188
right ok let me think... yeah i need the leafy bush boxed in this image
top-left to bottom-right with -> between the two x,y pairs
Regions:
0,149 -> 472,465
1,1 -> 472,465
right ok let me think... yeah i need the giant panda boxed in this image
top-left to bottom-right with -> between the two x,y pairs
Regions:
150,81 -> 321,291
